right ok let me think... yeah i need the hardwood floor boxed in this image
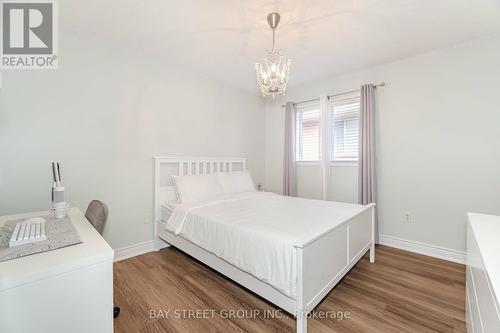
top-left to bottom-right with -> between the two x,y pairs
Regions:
113,245 -> 465,333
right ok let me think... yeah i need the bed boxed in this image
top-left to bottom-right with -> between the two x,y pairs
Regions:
154,157 -> 375,333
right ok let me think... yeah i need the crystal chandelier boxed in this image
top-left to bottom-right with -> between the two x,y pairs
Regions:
255,13 -> 291,98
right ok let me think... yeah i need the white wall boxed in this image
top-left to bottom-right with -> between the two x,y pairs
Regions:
294,164 -> 358,202
265,34 -> 500,252
327,164 -> 358,203
0,35 -> 265,250
296,165 -> 322,199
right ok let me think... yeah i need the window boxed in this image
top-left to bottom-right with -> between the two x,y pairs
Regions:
295,100 -> 320,161
294,94 -> 360,163
330,95 -> 360,161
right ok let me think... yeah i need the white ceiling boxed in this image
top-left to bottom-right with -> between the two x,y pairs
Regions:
66,0 -> 500,94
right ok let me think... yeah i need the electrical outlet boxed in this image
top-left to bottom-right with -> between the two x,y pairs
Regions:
403,212 -> 412,223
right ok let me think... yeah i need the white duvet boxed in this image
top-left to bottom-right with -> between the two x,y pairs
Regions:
166,192 -> 369,298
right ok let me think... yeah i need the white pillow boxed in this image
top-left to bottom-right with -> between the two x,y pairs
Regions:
216,171 -> 256,195
163,201 -> 179,210
172,174 -> 223,204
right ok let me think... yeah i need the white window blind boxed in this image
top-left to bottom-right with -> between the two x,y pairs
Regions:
295,100 -> 320,161
330,94 -> 360,161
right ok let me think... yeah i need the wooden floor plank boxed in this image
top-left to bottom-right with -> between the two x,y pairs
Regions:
114,245 -> 465,332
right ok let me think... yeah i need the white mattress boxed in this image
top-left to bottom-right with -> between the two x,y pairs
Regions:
165,192 -> 370,299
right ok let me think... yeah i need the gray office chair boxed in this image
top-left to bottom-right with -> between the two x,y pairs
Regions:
85,200 -> 108,234
85,200 -> 120,319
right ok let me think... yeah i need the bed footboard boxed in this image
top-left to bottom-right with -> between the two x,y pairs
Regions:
294,204 -> 375,333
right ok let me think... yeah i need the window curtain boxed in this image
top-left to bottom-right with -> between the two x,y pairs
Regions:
283,102 -> 297,196
358,84 -> 376,205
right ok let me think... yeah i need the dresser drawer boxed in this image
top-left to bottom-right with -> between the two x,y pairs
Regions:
466,214 -> 500,333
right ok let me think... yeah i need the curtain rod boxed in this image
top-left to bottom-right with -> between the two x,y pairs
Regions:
281,82 -> 386,108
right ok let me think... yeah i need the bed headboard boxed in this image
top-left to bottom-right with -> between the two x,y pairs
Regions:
153,156 -> 247,224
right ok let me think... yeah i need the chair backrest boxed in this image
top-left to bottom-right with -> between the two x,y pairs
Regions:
85,200 -> 108,235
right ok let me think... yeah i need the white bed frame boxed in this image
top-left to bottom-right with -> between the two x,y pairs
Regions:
153,156 -> 375,333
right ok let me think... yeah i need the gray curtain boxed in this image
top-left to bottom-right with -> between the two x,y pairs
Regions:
358,84 -> 376,205
283,102 -> 297,196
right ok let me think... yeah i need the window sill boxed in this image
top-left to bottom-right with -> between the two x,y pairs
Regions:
331,160 -> 358,167
296,161 -> 358,167
296,161 -> 320,166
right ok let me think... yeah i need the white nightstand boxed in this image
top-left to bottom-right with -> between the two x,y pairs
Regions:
0,207 -> 114,333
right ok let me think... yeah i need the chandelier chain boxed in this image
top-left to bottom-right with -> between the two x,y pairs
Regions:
271,28 -> 276,53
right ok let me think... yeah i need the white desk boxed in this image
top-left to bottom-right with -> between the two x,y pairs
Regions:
0,207 -> 114,333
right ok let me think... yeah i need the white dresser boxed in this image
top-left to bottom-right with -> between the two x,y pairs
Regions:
0,207 -> 114,333
466,212 -> 500,333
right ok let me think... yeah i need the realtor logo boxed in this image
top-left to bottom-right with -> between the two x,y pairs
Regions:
1,0 -> 58,69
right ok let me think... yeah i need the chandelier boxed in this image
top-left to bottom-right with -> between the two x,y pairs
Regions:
255,13 -> 291,98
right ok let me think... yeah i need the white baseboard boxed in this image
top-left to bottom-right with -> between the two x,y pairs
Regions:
378,234 -> 465,264
114,235 -> 466,265
114,240 -> 155,262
